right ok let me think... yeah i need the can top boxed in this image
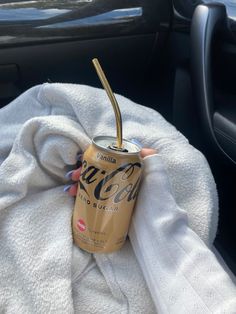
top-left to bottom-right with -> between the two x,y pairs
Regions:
93,136 -> 141,155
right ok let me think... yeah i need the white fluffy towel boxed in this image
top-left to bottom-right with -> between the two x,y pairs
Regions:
0,83 -> 219,313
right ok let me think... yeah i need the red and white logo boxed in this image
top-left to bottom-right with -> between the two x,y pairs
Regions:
77,219 -> 86,232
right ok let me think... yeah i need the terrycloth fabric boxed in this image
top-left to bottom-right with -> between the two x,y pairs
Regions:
130,155 -> 236,313
0,83 -> 218,313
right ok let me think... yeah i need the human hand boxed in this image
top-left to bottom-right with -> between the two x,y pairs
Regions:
64,147 -> 157,197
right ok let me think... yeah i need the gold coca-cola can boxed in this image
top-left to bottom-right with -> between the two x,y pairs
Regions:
72,136 -> 143,253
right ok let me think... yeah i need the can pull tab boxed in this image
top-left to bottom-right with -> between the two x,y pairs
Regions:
108,145 -> 128,153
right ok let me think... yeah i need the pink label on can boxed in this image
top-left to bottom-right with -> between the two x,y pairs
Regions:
77,219 -> 86,232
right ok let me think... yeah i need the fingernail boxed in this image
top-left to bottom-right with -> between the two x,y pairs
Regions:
63,184 -> 73,192
76,153 -> 83,161
131,139 -> 143,148
65,170 -> 74,180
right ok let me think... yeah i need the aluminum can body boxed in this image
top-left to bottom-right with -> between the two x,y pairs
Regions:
72,136 -> 143,253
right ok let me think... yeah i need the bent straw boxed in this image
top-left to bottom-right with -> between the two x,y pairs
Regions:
92,58 -> 123,149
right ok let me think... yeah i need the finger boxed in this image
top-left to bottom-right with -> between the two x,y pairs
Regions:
71,167 -> 82,181
68,183 -> 78,197
65,167 -> 81,181
140,148 -> 157,158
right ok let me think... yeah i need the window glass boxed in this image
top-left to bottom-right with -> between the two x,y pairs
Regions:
0,0 -> 92,21
204,0 -> 236,18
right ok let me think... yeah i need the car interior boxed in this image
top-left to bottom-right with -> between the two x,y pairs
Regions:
0,0 -> 235,274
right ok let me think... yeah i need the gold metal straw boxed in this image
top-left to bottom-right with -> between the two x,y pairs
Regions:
92,58 -> 123,149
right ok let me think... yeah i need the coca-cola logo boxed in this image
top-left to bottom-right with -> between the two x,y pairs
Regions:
79,160 -> 142,204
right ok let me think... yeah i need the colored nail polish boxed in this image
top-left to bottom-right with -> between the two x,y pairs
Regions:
63,184 -> 73,192
76,153 -> 83,161
65,170 -> 74,180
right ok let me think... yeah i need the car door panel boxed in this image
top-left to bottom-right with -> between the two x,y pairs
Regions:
172,1 -> 236,274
